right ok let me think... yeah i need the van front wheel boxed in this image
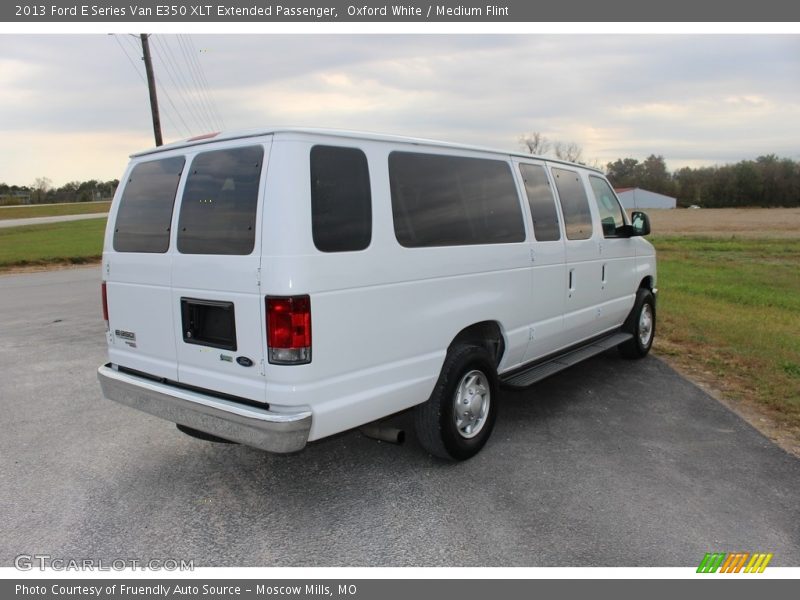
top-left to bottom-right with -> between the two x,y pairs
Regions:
619,288 -> 656,359
414,345 -> 498,460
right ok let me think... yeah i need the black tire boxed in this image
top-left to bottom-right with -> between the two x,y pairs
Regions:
414,345 -> 498,460
618,288 -> 656,359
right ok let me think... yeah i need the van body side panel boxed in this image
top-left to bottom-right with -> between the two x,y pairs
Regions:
634,238 -> 658,287
304,265 -> 530,440
261,138 -> 531,439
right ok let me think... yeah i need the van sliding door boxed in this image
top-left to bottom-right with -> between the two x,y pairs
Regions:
515,160 -> 568,362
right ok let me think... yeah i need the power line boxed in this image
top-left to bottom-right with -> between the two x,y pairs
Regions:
112,34 -> 146,84
169,35 -> 219,132
111,35 -> 187,140
111,33 -> 226,141
189,35 -> 227,129
150,35 -> 212,134
124,34 -> 192,139
179,35 -> 226,130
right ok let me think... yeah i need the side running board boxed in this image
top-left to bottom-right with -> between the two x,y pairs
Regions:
500,332 -> 633,389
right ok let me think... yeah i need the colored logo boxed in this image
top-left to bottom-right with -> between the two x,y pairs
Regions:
697,552 -> 773,573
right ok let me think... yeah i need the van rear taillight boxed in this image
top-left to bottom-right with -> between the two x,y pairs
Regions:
101,281 -> 109,331
266,296 -> 311,365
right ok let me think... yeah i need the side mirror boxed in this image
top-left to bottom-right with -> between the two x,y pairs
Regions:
630,211 -> 651,236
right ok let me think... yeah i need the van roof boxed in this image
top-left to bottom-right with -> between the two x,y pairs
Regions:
131,127 -> 602,172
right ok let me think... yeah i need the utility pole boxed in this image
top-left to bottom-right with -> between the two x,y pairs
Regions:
140,33 -> 163,147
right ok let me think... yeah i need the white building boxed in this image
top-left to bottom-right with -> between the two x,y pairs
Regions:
614,187 -> 676,210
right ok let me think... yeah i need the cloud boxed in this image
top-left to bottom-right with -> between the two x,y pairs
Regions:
0,34 -> 798,185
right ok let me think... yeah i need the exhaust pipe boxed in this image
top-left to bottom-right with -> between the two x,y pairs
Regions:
177,423 -> 238,444
359,422 -> 405,445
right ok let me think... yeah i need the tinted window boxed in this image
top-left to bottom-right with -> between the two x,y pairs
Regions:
589,176 -> 626,237
552,168 -> 593,240
310,146 -> 372,252
389,152 -> 525,247
113,157 -> 184,253
519,163 -> 561,242
177,146 -> 263,255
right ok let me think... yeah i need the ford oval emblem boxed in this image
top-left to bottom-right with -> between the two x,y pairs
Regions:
236,356 -> 254,367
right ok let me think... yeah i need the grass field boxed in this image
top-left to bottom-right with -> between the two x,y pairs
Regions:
648,208 -> 800,452
0,201 -> 111,220
0,218 -> 106,269
652,236 -> 800,433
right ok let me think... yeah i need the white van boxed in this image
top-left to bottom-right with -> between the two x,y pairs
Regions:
98,128 -> 656,460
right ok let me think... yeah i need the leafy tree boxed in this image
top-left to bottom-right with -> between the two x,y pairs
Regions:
606,158 -> 643,189
640,155 -> 675,196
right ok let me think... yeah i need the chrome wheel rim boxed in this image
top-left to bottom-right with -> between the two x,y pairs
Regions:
638,303 -> 654,347
453,370 -> 491,439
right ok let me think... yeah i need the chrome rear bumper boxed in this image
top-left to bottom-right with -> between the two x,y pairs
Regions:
97,364 -> 311,453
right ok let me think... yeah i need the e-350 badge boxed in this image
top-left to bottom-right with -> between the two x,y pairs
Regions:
114,329 -> 137,348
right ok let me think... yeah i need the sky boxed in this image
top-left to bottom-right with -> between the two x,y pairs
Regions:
1,34 -> 799,187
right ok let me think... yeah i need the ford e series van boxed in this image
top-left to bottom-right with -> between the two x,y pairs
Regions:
97,128 -> 656,460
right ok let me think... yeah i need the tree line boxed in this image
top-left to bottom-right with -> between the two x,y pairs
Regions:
4,147 -> 800,209
606,154 -> 800,208
520,132 -> 799,208
0,178 -> 119,206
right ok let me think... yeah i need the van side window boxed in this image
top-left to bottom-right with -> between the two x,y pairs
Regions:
589,176 -> 626,238
551,167 -> 593,240
113,157 -> 184,253
177,146 -> 263,255
310,146 -> 372,252
518,163 -> 561,242
389,152 -> 525,247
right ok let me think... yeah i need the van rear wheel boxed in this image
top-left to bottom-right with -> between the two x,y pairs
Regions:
414,345 -> 498,460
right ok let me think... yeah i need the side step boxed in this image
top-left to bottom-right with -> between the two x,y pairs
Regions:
501,332 -> 633,389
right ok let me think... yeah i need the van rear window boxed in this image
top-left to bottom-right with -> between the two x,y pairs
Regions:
113,157 -> 184,253
177,146 -> 264,255
310,145 -> 372,252
389,152 -> 525,247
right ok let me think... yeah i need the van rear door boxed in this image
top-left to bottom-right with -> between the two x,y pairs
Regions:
105,155 -> 185,380
170,141 -> 270,404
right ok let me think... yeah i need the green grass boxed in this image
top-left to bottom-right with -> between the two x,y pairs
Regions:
0,218 -> 106,269
652,235 -> 800,426
0,201 -> 110,220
